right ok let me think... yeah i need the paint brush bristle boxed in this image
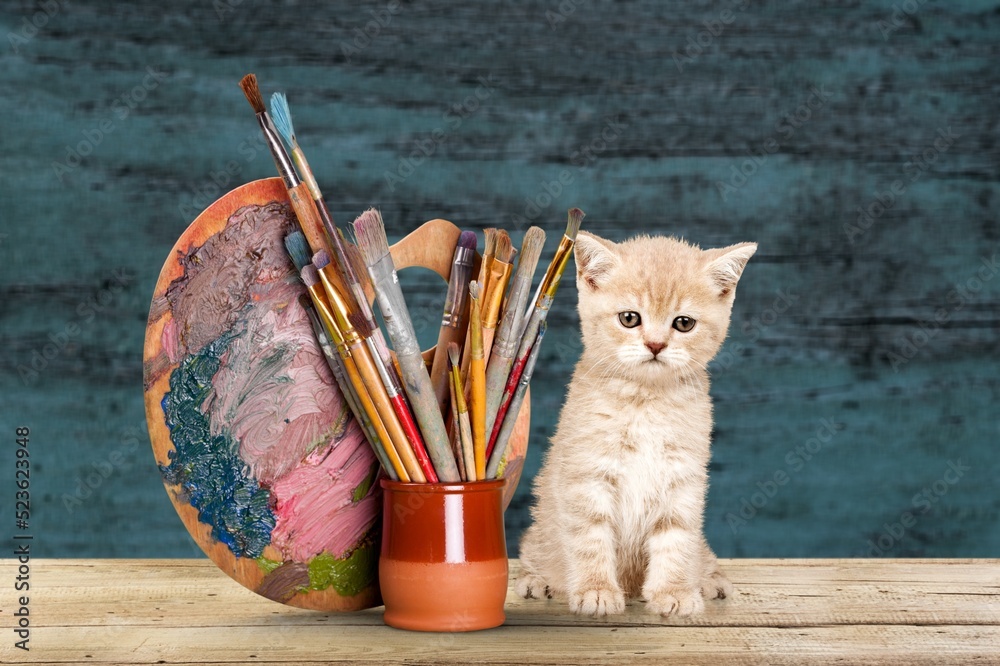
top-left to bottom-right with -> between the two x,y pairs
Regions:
482,228 -> 498,258
284,231 -> 312,271
313,249 -> 331,270
269,92 -> 295,148
519,226 -> 546,272
348,311 -> 374,338
458,230 -> 477,252
494,231 -> 514,264
448,341 -> 461,367
565,207 -> 585,240
239,73 -> 266,114
352,208 -> 391,267
300,264 -> 321,288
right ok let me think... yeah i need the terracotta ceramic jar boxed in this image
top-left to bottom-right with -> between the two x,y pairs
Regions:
379,478 -> 508,631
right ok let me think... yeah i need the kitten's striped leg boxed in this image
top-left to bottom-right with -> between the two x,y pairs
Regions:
563,483 -> 625,617
642,486 -> 706,617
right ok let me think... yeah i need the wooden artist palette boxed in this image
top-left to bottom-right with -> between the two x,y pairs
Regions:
143,178 -> 530,611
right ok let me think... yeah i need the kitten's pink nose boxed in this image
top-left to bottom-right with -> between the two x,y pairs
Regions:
645,341 -> 666,356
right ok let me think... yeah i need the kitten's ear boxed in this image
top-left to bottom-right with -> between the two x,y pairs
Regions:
574,232 -> 618,290
705,242 -> 757,297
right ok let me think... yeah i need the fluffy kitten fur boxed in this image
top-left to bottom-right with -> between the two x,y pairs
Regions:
516,231 -> 756,617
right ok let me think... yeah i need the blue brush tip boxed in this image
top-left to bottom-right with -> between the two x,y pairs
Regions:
284,231 -> 312,271
269,92 -> 294,148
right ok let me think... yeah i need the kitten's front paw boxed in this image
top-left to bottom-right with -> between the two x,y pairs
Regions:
516,573 -> 554,600
645,587 -> 705,617
569,587 -> 625,617
700,570 -> 733,600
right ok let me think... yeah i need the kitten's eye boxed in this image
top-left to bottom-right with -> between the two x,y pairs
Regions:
618,311 -> 641,328
672,316 -> 696,332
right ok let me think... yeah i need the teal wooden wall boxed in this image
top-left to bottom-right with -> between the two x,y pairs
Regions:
1,0 -> 998,558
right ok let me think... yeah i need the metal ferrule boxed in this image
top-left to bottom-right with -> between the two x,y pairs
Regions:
441,246 -> 475,328
257,112 -> 299,189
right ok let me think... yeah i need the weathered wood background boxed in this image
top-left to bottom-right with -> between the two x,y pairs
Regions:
0,0 -> 997,558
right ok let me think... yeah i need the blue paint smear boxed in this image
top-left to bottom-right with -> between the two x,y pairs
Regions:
160,332 -> 275,558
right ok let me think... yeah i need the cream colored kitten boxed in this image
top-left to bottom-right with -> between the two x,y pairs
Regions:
516,231 -> 756,617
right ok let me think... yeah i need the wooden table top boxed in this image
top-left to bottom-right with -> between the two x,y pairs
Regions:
3,558 -> 998,665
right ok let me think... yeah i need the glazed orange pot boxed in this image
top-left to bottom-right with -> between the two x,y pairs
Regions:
379,479 -> 508,631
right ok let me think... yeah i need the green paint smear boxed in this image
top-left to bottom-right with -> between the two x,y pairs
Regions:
256,556 -> 283,575
351,461 -> 380,504
305,543 -> 378,597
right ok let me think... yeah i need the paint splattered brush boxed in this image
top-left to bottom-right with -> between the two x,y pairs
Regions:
468,280 -> 487,480
300,265 -> 409,481
298,294 -> 396,480
486,321 -> 546,479
429,230 -> 477,415
353,208 -> 460,483
484,226 -> 545,438
312,258 -> 426,483
487,294 -> 552,458
523,207 -> 585,337
350,312 -> 438,483
449,341 -> 476,483
238,74 -> 332,260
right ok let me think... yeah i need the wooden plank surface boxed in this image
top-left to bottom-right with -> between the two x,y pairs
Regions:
3,559 -> 998,665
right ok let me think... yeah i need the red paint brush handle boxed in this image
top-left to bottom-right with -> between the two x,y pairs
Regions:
391,394 -> 438,483
486,354 -> 528,458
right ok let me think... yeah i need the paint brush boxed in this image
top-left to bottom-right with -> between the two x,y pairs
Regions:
270,93 -> 408,401
312,259 -> 426,483
461,228 -> 497,381
522,207 -> 585,338
429,230 -> 477,415
481,230 -> 514,364
449,342 -> 476,483
353,208 -> 461,483
314,248 -> 409,413
486,321 -> 546,479
238,74 -> 331,260
487,294 -> 552,458
350,312 -> 438,483
468,280 -> 487,480
448,364 -> 467,482
298,294 -> 397,480
485,226 -> 545,437
300,265 -> 409,482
